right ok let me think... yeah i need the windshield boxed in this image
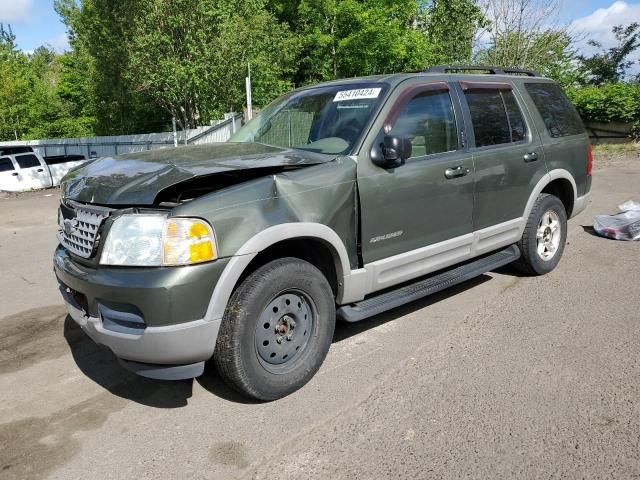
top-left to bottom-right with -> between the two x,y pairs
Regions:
230,83 -> 388,155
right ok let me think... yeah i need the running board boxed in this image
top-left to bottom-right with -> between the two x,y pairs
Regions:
337,245 -> 520,323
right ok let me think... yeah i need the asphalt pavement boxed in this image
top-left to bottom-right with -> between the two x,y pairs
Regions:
0,153 -> 638,479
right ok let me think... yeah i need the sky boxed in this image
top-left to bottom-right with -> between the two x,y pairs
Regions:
1,0 -> 639,61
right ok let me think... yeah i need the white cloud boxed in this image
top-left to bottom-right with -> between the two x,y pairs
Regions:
570,1 -> 640,75
0,0 -> 33,22
571,1 -> 640,52
44,32 -> 70,52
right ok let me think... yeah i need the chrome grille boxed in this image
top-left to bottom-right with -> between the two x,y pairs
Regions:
57,201 -> 113,258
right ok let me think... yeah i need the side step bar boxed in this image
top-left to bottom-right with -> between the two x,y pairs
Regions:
337,245 -> 520,323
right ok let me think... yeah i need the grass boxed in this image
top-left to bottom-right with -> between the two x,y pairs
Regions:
592,142 -> 640,155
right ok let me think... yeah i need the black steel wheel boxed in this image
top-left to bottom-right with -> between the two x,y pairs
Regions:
254,290 -> 317,374
214,258 -> 335,401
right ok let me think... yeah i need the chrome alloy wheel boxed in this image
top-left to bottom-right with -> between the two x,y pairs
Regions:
536,210 -> 562,261
255,290 -> 316,374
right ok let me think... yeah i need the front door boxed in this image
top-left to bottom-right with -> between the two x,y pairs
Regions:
358,81 -> 474,270
13,153 -> 53,190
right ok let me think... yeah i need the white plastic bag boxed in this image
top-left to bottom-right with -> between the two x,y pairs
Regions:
617,200 -> 640,212
594,200 -> 640,241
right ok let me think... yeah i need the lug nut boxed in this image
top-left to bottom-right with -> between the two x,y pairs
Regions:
286,334 -> 293,341
276,337 -> 283,344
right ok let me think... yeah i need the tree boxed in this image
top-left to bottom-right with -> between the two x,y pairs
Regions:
289,0 -> 438,84
55,0 -> 167,135
578,23 -> 640,85
338,2 -> 434,77
0,25 -> 96,141
473,0 -> 582,86
423,0 -> 487,65
126,0 -> 297,129
22,47 -> 95,139
0,24 -> 28,140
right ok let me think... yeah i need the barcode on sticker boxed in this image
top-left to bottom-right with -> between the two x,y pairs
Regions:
334,88 -> 382,102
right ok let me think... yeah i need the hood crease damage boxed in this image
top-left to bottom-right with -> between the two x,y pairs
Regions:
61,143 -> 336,206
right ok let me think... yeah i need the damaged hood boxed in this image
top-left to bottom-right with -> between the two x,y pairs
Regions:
62,142 -> 335,206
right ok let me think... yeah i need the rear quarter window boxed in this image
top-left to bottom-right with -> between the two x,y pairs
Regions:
524,83 -> 585,138
0,157 -> 15,172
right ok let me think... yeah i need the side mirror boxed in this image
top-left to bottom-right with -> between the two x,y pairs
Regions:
372,136 -> 412,169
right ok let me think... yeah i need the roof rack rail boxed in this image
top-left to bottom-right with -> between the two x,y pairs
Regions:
424,65 -> 539,77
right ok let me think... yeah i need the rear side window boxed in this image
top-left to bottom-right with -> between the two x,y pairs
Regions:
0,157 -> 15,172
15,154 -> 41,169
389,90 -> 458,157
465,89 -> 527,147
525,83 -> 585,138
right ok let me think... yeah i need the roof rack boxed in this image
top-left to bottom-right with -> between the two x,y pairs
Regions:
424,65 -> 539,77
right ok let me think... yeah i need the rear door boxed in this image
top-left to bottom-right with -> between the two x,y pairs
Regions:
457,81 -> 547,233
13,153 -> 53,190
0,157 -> 22,191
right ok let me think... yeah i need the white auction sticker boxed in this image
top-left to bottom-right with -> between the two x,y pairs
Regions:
333,88 -> 382,102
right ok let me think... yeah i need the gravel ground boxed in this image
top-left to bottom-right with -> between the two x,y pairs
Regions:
0,154 -> 638,479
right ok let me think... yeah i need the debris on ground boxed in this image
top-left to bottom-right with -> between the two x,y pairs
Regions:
594,200 -> 640,241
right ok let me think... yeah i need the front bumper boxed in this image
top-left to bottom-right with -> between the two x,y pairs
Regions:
54,246 -> 229,371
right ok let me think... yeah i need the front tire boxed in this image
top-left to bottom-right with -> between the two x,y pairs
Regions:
213,258 -> 336,401
514,193 -> 568,275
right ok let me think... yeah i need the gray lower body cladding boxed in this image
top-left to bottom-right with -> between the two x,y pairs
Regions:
54,246 -> 229,368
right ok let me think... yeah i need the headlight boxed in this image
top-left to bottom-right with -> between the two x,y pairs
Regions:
100,214 -> 217,266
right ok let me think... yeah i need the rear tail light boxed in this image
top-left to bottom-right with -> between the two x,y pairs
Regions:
587,144 -> 593,176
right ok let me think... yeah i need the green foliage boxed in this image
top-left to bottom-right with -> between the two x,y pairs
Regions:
55,0 -> 167,134
0,0 -> 491,139
291,0 -> 483,84
0,25 -> 94,141
424,0 -> 487,65
568,83 -> 640,125
126,0 -> 296,129
5,0 -> 638,142
292,0 -> 431,83
579,23 -> 640,85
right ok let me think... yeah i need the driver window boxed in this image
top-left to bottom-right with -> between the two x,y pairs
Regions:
389,90 -> 458,158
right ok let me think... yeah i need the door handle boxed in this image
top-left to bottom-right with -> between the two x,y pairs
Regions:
444,166 -> 470,179
523,152 -> 539,163
11,172 -> 18,177
37,168 -> 44,172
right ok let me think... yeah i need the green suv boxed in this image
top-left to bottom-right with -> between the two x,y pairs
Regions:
54,66 -> 592,400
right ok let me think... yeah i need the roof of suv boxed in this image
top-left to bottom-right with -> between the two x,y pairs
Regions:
299,65 -> 550,91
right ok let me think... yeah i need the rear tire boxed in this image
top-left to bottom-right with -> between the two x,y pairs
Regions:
514,193 -> 567,276
213,257 -> 336,401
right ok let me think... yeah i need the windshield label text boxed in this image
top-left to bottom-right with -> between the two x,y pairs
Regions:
334,88 -> 382,102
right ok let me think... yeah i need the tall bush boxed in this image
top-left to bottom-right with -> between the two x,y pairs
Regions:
568,83 -> 640,123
